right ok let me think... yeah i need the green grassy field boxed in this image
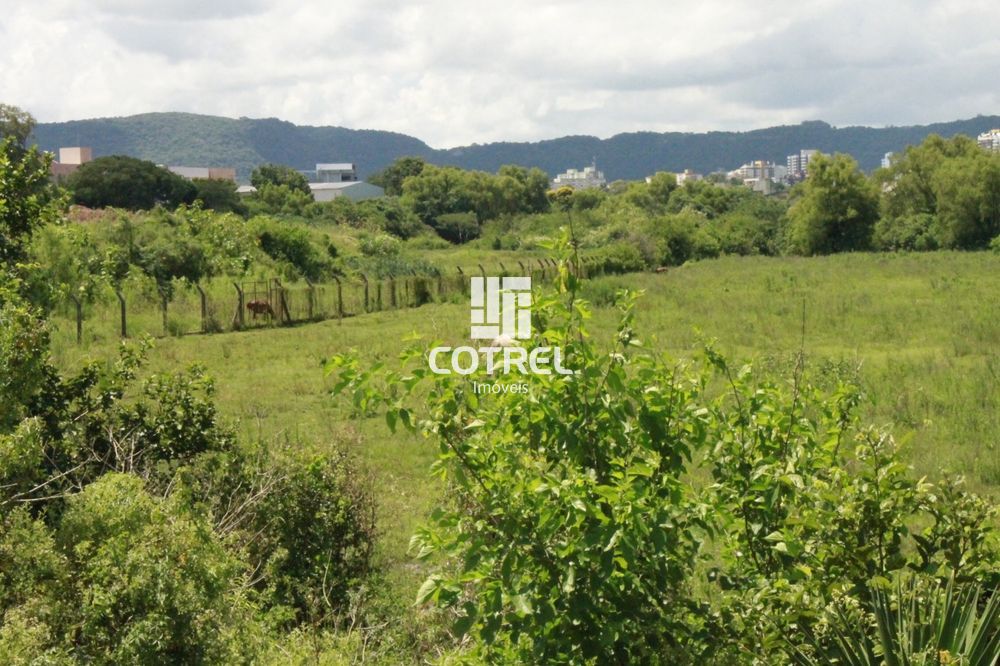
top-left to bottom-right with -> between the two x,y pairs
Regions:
50,250 -> 1000,651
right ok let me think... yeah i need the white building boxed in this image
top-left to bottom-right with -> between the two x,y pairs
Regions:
49,146 -> 92,181
729,160 -> 786,186
881,152 -> 894,169
786,149 -> 818,181
552,161 -> 606,190
235,181 -> 384,202
978,130 -> 1000,152
309,181 -> 383,202
315,163 -> 358,182
675,168 -> 703,185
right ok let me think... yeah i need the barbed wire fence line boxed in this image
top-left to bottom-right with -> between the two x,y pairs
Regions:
51,257 -> 621,347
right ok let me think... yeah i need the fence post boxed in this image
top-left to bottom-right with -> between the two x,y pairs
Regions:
273,278 -> 291,324
332,276 -> 343,319
305,279 -> 315,320
196,283 -> 208,333
518,261 -> 526,275
232,282 -> 244,330
376,282 -> 383,310
160,293 -> 169,335
499,262 -> 507,276
69,293 -> 83,345
360,274 -> 369,312
478,263 -> 486,279
389,276 -> 397,309
537,259 -> 547,280
436,271 -> 443,301
116,289 -> 127,338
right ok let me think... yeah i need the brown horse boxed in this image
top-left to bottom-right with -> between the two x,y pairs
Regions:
246,300 -> 275,319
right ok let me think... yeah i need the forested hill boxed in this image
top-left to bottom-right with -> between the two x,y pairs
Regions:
32,112 -> 1000,182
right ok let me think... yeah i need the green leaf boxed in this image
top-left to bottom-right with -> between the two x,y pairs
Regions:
415,575 -> 441,605
562,566 -> 576,594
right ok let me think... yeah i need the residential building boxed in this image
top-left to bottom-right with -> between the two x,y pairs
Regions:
978,129 -> 1000,152
59,147 -> 92,165
552,160 -> 606,190
786,149 -> 818,182
729,160 -> 786,186
49,146 -> 92,181
299,163 -> 359,183
675,168 -> 703,185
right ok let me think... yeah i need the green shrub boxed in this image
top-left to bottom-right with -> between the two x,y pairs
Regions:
172,442 -> 377,627
250,216 -> 332,281
253,451 -> 376,624
358,233 -> 402,257
647,212 -> 720,265
433,212 -> 480,243
192,178 -> 247,216
586,242 -> 648,274
57,473 -> 260,664
872,212 -> 942,251
709,211 -> 784,256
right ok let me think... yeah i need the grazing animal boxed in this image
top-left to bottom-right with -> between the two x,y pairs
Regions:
246,299 -> 275,319
654,266 -> 670,273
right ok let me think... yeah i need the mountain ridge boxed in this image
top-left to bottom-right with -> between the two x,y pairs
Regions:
31,112 -> 1000,182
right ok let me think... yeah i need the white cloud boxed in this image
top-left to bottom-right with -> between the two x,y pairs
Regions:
0,0 -> 996,147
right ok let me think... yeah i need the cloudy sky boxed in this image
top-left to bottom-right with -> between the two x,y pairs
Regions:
1,0 -> 997,147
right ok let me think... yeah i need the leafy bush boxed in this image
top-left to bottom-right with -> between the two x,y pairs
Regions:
359,232 -> 402,257
0,137 -> 54,265
586,242 -> 648,275
872,212 -> 942,251
0,280 -> 51,430
329,239 -> 1000,663
709,211 -> 784,256
252,451 -> 376,624
192,177 -> 247,215
250,163 -> 310,194
433,212 -> 480,243
792,573 -> 1000,665
250,216 -> 332,281
246,183 -> 314,217
647,212 -> 720,265
56,473 -> 260,664
331,284 -> 710,663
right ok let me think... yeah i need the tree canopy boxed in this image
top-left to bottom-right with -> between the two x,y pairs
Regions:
788,152 -> 879,254
67,155 -> 197,210
368,156 -> 427,196
249,163 -> 310,194
0,103 -> 35,147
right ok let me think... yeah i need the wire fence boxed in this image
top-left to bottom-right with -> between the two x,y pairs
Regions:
50,257 -> 615,347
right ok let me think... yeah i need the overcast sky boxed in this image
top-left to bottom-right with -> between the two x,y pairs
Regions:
2,0 -> 997,148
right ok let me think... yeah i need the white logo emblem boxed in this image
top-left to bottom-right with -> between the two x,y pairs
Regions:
470,276 -> 531,340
